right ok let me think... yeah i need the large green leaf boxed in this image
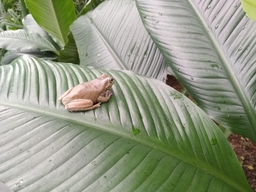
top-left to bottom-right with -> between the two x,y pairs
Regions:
26,0 -> 76,47
136,0 -> 256,142
0,29 -> 58,54
241,0 -> 256,20
71,0 -> 168,81
0,56 -> 251,191
59,33 -> 79,64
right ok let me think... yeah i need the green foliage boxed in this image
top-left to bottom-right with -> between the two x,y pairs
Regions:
77,0 -> 105,16
73,0 -> 87,13
59,32 -> 79,63
0,0 -> 23,30
0,56 -> 252,191
0,29 -> 58,54
0,0 -> 255,191
26,0 -> 76,47
71,0 -> 167,80
0,0 -> 103,64
241,0 -> 256,21
0,15 -> 59,64
135,0 -> 256,142
1,0 -> 20,11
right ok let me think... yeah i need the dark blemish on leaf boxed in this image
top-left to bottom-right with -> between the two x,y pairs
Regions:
211,138 -> 218,145
171,93 -> 183,99
132,126 -> 140,136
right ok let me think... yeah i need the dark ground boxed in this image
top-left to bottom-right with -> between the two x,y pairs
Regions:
228,134 -> 256,191
166,75 -> 256,191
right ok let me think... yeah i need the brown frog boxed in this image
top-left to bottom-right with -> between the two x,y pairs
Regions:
59,74 -> 115,111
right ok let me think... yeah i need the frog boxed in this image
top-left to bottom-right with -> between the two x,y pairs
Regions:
59,74 -> 115,111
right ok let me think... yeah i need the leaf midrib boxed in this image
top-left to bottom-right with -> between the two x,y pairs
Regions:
85,16 -> 127,69
48,0 -> 65,45
0,101 -> 246,191
188,1 -> 256,135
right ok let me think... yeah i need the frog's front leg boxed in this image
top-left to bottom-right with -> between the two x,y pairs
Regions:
97,90 -> 113,103
65,99 -> 101,112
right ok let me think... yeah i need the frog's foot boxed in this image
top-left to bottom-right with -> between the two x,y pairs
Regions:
104,90 -> 112,97
65,99 -> 101,111
98,90 -> 113,102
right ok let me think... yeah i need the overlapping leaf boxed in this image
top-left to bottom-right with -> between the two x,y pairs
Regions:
136,0 -> 256,142
26,0 -> 76,47
0,56 -> 251,191
0,30 -> 58,54
241,0 -> 256,20
23,14 -> 60,51
78,0 -> 106,16
71,0 -> 167,80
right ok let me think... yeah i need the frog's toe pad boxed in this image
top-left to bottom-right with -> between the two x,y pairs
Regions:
105,90 -> 112,97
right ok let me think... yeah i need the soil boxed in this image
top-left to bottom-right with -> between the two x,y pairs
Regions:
228,134 -> 256,191
166,75 -> 256,191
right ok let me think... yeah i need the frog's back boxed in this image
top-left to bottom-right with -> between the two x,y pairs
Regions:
67,80 -> 106,102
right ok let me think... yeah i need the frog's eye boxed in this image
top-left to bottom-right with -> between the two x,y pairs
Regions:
109,77 -> 114,83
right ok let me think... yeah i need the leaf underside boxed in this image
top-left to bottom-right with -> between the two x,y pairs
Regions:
0,30 -> 58,54
136,0 -> 256,142
0,56 -> 251,191
71,0 -> 168,81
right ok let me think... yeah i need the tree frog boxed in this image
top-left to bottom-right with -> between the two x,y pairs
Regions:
59,74 -> 115,111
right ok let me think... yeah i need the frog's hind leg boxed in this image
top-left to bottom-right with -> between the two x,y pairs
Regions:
59,88 -> 73,101
65,99 -> 101,112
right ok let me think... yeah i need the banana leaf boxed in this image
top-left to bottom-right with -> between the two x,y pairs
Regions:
0,56 -> 251,191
